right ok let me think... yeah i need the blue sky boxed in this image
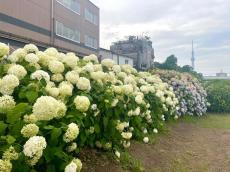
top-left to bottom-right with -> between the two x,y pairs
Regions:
91,0 -> 230,75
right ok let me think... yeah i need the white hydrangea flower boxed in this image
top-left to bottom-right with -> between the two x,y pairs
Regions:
57,52 -> 66,62
0,43 -> 9,57
122,85 -> 133,95
134,107 -> 140,116
45,82 -> 60,97
143,137 -> 149,143
8,48 -> 26,62
24,44 -> 39,53
37,51 -> 55,67
48,60 -> 65,74
21,124 -> 39,138
65,161 -> 77,172
83,54 -> 98,63
121,132 -> 132,140
66,143 -> 77,153
31,70 -> 50,82
153,128 -> 158,134
101,59 -> 115,69
112,65 -> 121,73
25,53 -> 39,63
121,64 -> 134,74
33,96 -> 66,121
0,95 -> 15,113
63,53 -> 79,69
0,74 -> 19,95
111,99 -> 119,107
91,104 -> 97,110
124,76 -> 136,85
63,123 -> 80,143
44,47 -> 58,57
113,85 -> 123,94
72,158 -> 82,172
123,141 -> 130,148
135,95 -> 143,105
51,73 -> 64,82
2,146 -> 19,161
140,85 -> 150,94
58,81 -> 73,97
143,128 -> 148,134
7,64 -> 27,80
115,150 -> 120,158
116,122 -> 126,132
23,136 -> 46,166
74,96 -> 90,112
117,72 -> 127,79
93,64 -> 103,71
0,159 -> 12,172
82,63 -> 94,73
76,77 -> 91,91
65,71 -> 79,84
23,114 -> 38,124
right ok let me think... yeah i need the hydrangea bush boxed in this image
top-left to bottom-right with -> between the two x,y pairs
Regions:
152,70 -> 208,116
0,42 -> 206,172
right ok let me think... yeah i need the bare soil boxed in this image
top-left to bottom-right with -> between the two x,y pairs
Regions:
81,117 -> 230,172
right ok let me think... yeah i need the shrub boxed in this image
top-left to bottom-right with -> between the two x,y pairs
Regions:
152,69 -> 208,116
205,80 -> 230,113
0,42 -> 182,171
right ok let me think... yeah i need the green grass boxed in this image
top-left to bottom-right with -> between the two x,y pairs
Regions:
120,151 -> 144,172
180,114 -> 230,129
198,114 -> 230,129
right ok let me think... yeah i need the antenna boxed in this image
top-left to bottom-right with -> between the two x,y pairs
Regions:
191,40 -> 195,70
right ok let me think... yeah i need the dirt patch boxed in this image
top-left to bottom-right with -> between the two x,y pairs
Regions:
80,149 -> 126,172
129,122 -> 230,172
81,116 -> 230,172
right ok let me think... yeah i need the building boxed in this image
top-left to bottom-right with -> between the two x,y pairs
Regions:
110,36 -> 155,70
204,70 -> 230,80
99,48 -> 134,67
0,0 -> 99,57
216,70 -> 227,77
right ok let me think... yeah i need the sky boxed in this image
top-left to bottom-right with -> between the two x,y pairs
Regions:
91,0 -> 230,75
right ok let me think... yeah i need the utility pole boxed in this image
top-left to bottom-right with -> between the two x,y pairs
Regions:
191,40 -> 195,70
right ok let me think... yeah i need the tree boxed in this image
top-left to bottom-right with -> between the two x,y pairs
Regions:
153,55 -> 178,70
181,65 -> 193,73
163,55 -> 178,70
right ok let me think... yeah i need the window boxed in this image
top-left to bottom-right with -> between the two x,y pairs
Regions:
85,35 -> 97,49
125,59 -> 129,64
57,0 -> 80,14
85,8 -> 98,25
56,21 -> 80,43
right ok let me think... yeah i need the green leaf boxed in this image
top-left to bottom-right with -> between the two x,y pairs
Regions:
103,116 -> 109,129
43,125 -> 55,130
6,135 -> 16,144
40,78 -> 47,87
0,121 -> 7,135
53,148 -> 70,161
26,91 -> 38,103
94,123 -> 100,134
50,128 -> 62,145
7,103 -> 30,124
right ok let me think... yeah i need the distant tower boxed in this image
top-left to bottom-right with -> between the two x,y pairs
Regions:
191,40 -> 195,70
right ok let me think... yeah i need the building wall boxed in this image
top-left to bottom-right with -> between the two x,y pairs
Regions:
119,55 -> 133,66
110,36 -> 155,70
99,49 -> 134,67
0,0 -> 99,56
